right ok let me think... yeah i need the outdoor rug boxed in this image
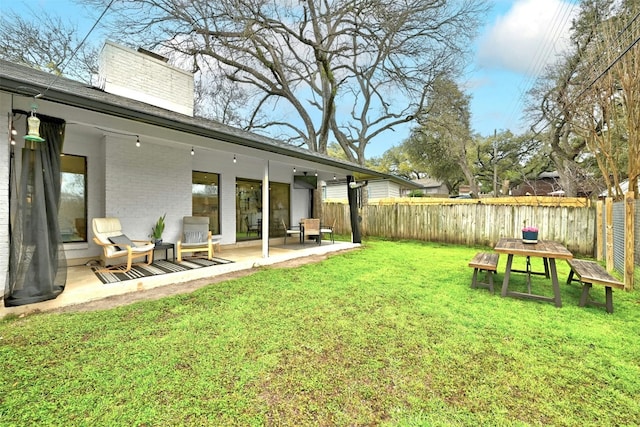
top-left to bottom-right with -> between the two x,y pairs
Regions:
92,258 -> 234,284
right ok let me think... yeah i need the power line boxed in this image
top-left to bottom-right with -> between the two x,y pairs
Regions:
531,10 -> 640,137
38,0 -> 116,98
575,10 -> 640,99
501,0 -> 578,132
576,27 -> 640,100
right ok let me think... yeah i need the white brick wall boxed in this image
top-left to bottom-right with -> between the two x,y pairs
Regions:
104,136 -> 192,244
99,41 -> 194,116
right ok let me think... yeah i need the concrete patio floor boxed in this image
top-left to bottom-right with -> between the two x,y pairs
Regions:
1,239 -> 359,318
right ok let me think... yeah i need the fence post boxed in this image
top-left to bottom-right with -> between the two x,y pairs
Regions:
606,197 -> 614,271
625,192 -> 635,290
596,200 -> 603,261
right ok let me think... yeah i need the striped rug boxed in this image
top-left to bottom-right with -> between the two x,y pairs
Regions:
92,258 -> 233,284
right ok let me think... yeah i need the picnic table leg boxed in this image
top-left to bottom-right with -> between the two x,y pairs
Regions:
579,283 -> 591,307
501,254 -> 514,297
525,256 -> 532,293
548,258 -> 562,308
543,257 -> 550,278
605,287 -> 613,314
566,269 -> 574,285
471,268 -> 479,289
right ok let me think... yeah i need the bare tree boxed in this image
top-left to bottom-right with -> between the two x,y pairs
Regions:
563,0 -> 639,199
82,0 -> 488,164
607,0 -> 640,198
527,0 -> 639,199
0,10 -> 99,84
525,1 -> 610,197
573,57 -> 627,199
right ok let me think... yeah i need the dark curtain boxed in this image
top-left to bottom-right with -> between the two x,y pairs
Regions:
5,115 -> 68,307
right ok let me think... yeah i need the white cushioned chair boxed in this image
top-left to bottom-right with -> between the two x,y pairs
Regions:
321,219 -> 336,243
92,217 -> 155,272
281,219 -> 301,245
177,216 -> 214,262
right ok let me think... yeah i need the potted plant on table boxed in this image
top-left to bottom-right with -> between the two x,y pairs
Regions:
150,213 -> 166,245
522,225 -> 539,244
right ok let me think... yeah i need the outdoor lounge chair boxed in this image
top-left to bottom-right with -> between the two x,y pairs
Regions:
320,219 -> 336,243
302,218 -> 321,245
92,217 -> 155,273
176,216 -> 214,262
282,219 -> 301,244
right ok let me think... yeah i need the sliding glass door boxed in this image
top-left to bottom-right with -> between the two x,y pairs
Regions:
235,179 -> 290,241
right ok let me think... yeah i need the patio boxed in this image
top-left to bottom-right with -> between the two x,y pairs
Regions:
1,240 -> 358,318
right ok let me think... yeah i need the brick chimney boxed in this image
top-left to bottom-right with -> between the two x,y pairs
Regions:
98,41 -> 194,116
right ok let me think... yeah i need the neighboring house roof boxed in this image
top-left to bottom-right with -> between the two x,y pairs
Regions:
598,178 -> 640,197
538,171 -> 560,179
324,177 -> 421,190
1,59 -> 411,186
413,177 -> 444,189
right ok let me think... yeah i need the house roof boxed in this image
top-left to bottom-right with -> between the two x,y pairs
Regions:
413,177 -> 444,188
325,177 -> 420,190
598,177 -> 640,197
1,59 -> 419,188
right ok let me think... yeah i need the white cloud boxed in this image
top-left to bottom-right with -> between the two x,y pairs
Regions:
477,0 -> 578,76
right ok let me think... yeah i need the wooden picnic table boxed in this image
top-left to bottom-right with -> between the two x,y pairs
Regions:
494,238 -> 573,308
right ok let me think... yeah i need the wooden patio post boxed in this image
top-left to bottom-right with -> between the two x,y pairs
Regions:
347,175 -> 362,243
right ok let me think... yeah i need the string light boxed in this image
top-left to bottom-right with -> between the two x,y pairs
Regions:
191,147 -> 195,155
333,174 -> 337,180
233,154 -> 237,163
136,135 -> 140,147
293,166 -> 297,173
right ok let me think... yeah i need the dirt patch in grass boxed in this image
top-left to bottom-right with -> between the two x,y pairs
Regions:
49,252 -> 346,315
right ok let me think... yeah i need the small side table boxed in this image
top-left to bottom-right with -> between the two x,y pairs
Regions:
154,242 -> 175,262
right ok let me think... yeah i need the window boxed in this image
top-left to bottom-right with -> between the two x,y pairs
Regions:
192,171 -> 220,235
59,154 -> 87,243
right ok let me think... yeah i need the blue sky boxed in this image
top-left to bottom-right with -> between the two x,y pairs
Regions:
4,0 -> 579,158
468,0 -> 578,136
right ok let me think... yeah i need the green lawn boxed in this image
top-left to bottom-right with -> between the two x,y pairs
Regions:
2,240 -> 639,426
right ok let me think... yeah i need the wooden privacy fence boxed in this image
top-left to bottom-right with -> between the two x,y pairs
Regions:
322,201 -> 597,256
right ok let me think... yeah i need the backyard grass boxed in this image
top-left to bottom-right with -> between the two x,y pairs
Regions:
1,239 -> 639,426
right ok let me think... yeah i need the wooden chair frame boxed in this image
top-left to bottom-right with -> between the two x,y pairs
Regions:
177,216 -> 215,262
302,218 -> 321,245
92,217 -> 154,273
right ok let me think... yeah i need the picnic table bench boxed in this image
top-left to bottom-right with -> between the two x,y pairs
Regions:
469,252 -> 499,294
566,259 -> 624,313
